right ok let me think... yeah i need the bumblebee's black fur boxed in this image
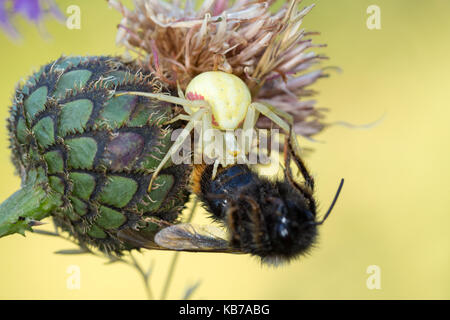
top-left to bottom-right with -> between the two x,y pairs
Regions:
196,164 -> 318,262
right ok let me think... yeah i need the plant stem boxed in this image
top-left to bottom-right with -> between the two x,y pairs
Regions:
160,196 -> 198,300
41,226 -> 156,300
129,253 -> 154,300
36,197 -> 200,300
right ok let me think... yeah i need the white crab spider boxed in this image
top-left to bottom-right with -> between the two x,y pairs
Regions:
116,71 -> 302,191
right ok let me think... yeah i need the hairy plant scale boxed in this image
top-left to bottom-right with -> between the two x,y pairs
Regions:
1,56 -> 192,253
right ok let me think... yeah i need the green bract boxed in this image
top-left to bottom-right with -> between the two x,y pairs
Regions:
0,56 -> 191,253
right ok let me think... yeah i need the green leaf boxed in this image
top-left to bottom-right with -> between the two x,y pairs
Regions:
24,86 -> 47,119
0,169 -> 62,238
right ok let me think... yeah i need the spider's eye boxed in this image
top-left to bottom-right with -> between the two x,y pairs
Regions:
185,71 -> 251,130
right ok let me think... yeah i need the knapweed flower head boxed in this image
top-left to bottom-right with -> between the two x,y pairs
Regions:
109,0 -> 328,137
0,0 -> 64,39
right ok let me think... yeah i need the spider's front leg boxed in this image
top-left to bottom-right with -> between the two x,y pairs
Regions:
114,91 -> 206,115
249,102 -> 314,189
114,90 -> 214,190
200,115 -> 235,179
253,102 -> 304,162
164,113 -> 191,125
240,104 -> 260,158
147,108 -> 207,192
244,102 -> 291,163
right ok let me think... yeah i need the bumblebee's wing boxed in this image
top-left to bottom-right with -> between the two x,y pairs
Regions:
117,223 -> 241,253
155,224 -> 241,253
117,228 -> 166,251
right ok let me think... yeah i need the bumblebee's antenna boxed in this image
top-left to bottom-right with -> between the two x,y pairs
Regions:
316,178 -> 344,225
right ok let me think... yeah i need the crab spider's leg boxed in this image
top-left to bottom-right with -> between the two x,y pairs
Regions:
249,102 -> 290,133
201,112 -> 216,162
261,102 -> 294,125
241,104 -> 260,156
177,82 -> 185,99
115,91 -> 208,115
164,114 -> 191,125
253,103 -> 305,160
252,103 -> 313,189
249,102 -> 303,161
242,104 -> 259,132
147,108 -> 207,192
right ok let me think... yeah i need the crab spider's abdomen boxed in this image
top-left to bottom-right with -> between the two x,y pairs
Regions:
185,71 -> 251,130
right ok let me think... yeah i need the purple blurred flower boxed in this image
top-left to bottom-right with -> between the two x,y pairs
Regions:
0,0 -> 19,37
1,0 -> 64,39
14,0 -> 42,21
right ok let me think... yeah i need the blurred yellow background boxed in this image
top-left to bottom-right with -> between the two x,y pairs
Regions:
0,0 -> 449,299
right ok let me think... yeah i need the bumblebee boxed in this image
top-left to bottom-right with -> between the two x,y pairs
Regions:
119,138 -> 344,265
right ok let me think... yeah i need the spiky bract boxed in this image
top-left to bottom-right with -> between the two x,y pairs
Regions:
7,56 -> 191,253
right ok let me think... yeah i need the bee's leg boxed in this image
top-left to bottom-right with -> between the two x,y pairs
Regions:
283,135 -> 316,213
212,159 -> 220,180
225,206 -> 241,249
147,109 -> 207,192
114,91 -> 208,115
250,102 -> 314,190
240,194 -> 263,248
287,136 -> 315,191
283,133 -> 290,166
